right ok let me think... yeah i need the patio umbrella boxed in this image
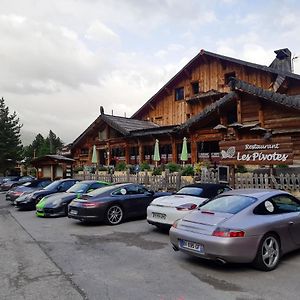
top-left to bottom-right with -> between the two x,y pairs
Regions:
153,139 -> 160,167
91,145 -> 98,164
180,137 -> 188,166
91,145 -> 98,175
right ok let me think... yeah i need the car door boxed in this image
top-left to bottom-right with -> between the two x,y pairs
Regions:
121,185 -> 151,216
271,195 -> 300,245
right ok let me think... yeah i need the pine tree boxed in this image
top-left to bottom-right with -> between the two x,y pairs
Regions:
0,97 -> 23,175
22,131 -> 64,162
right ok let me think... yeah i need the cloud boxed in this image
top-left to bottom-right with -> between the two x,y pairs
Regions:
0,14 -> 105,95
85,20 -> 120,44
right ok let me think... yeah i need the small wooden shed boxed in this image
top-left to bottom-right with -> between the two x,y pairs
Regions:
31,155 -> 74,180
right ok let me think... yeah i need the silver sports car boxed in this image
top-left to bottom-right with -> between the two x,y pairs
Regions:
170,189 -> 300,271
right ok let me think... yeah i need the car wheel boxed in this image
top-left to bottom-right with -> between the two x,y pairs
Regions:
105,205 -> 123,225
253,233 -> 280,271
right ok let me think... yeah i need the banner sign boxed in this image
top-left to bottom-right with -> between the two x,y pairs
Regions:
219,137 -> 293,165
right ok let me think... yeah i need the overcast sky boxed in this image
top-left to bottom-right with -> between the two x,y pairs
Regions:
2,0 -> 300,145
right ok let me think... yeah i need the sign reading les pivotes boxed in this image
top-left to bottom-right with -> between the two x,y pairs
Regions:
219,137 -> 293,165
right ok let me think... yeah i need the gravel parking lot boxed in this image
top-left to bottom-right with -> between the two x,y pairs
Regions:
1,192 -> 300,300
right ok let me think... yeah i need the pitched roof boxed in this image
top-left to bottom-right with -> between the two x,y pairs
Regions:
229,78 -> 300,110
32,155 -> 74,163
178,78 -> 300,132
132,48 -> 300,118
71,114 -> 158,148
130,125 -> 178,137
178,92 -> 239,131
101,114 -> 158,135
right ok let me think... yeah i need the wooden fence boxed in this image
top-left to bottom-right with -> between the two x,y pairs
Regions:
74,170 -> 300,193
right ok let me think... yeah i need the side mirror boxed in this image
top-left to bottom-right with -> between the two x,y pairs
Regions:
147,190 -> 154,195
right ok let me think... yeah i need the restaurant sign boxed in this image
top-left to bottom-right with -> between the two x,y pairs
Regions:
219,138 -> 293,165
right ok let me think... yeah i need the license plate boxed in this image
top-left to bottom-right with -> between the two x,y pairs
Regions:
70,210 -> 78,215
152,212 -> 166,219
180,240 -> 204,254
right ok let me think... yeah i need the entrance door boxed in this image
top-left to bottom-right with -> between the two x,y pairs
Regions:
99,149 -> 106,165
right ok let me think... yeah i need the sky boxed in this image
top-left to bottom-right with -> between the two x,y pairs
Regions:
1,0 -> 300,145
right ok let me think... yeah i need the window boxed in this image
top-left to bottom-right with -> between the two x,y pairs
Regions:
99,128 -> 107,141
175,87 -> 184,101
126,185 -> 146,195
201,195 -> 257,214
253,195 -> 300,215
191,82 -> 200,95
59,180 -> 76,191
224,72 -> 236,84
80,148 -> 89,155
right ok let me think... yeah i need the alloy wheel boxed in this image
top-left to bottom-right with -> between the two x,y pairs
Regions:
261,236 -> 280,269
107,205 -> 123,225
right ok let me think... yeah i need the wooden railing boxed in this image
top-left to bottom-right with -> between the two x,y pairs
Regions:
74,170 -> 300,193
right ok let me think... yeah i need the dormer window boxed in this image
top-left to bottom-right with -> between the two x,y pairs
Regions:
175,87 -> 184,101
191,82 -> 200,95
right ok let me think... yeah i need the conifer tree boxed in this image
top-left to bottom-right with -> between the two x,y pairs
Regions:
0,97 -> 23,174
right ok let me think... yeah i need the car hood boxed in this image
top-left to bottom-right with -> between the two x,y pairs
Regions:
150,194 -> 207,207
41,193 -> 77,208
178,210 -> 234,235
12,186 -> 39,193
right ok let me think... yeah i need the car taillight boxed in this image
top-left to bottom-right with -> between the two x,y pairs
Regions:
212,227 -> 245,238
82,202 -> 102,208
14,191 -> 24,196
176,203 -> 197,211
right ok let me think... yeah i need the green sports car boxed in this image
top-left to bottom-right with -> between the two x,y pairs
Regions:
36,180 -> 109,217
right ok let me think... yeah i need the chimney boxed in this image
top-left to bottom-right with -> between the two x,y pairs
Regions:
269,48 -> 292,73
100,106 -> 104,115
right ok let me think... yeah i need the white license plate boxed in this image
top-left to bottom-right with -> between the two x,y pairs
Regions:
70,210 -> 78,215
180,240 -> 204,254
152,212 -> 166,219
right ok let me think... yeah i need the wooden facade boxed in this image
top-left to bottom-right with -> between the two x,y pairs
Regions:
71,48 -> 300,167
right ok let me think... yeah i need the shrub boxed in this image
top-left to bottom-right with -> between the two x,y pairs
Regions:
74,166 -> 84,173
182,165 -> 194,176
236,165 -> 248,173
152,167 -> 162,176
193,162 -> 202,175
166,162 -> 180,173
115,161 -> 127,171
140,161 -> 150,171
275,164 -> 289,168
98,166 -> 108,171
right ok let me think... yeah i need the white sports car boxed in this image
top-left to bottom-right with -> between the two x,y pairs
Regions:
147,183 -> 231,228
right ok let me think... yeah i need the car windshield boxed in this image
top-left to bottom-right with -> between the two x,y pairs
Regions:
176,187 -> 204,196
43,181 -> 62,191
200,195 -> 257,214
67,183 -> 89,193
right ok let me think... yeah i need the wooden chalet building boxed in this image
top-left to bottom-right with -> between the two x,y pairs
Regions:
71,48 -> 300,168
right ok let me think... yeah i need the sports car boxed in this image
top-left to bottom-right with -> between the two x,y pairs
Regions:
147,183 -> 231,228
36,180 -> 109,217
68,183 -> 168,225
6,179 -> 52,202
0,175 -> 36,191
170,189 -> 300,271
14,179 -> 78,210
